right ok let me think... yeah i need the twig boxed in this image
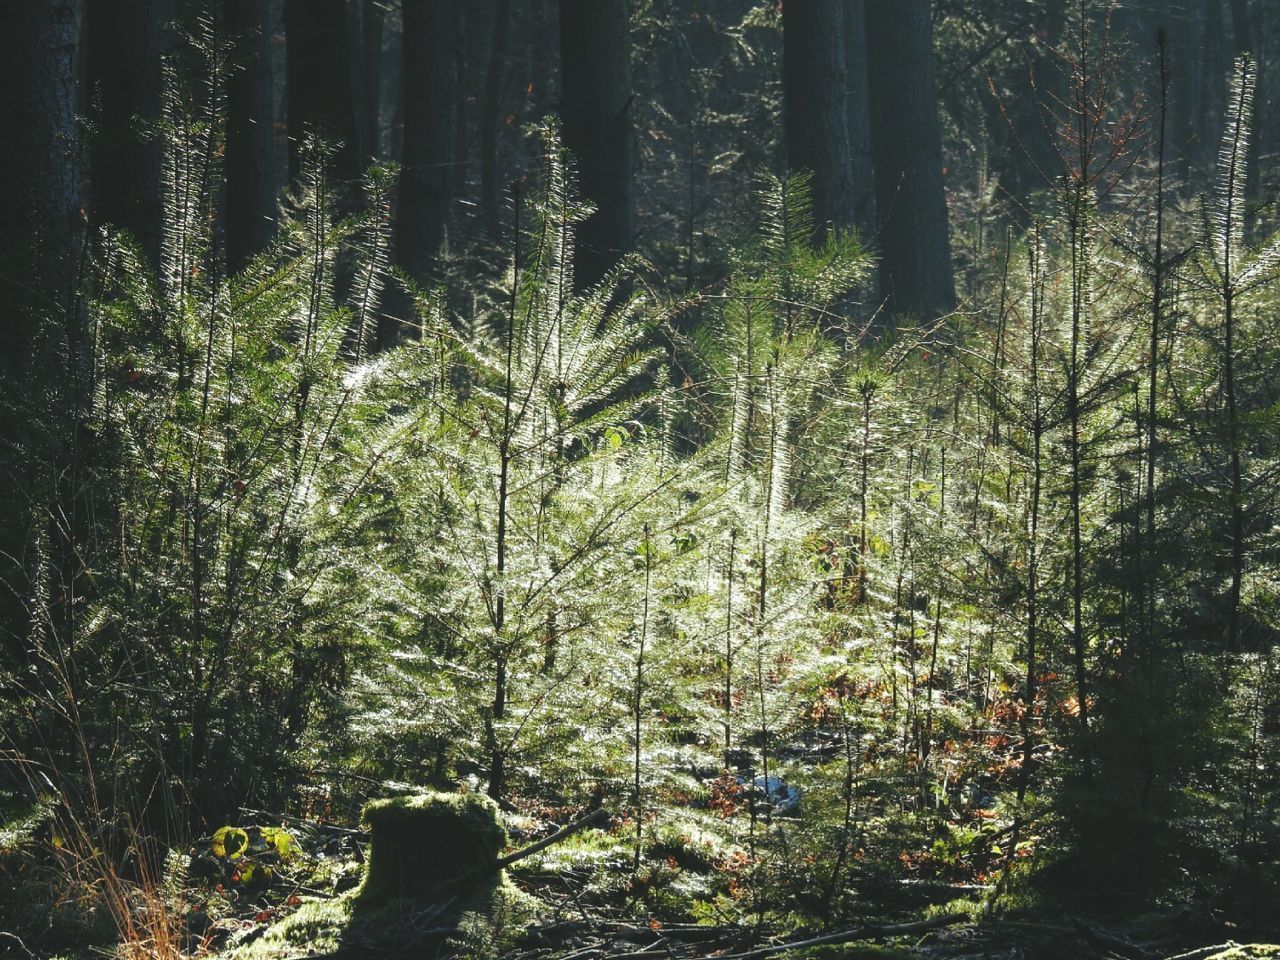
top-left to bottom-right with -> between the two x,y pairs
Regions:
706,913 -> 968,960
1160,946 -> 1242,960
1070,918 -> 1156,959
0,931 -> 37,960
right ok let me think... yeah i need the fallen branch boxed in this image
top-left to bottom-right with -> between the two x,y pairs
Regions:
1070,918 -> 1156,959
417,806 -> 611,897
707,913 -> 969,960
1160,946 -> 1242,960
497,806 -> 610,870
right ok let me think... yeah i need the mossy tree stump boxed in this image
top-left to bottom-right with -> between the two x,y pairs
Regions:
358,792 -> 506,904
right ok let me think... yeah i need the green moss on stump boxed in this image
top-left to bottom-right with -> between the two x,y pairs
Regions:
358,791 -> 506,904
1204,947 -> 1280,960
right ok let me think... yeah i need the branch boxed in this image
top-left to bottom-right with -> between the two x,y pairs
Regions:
707,913 -> 968,960
495,805 -> 609,870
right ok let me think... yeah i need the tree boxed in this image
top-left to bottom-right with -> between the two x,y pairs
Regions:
480,0 -> 513,229
865,0 -> 955,320
358,0 -> 385,165
1229,0 -> 1260,213
396,0 -> 455,296
0,0 -> 83,664
85,0 -> 166,268
559,0 -> 632,289
843,0 -> 875,238
224,0 -> 278,271
285,0 -> 359,188
783,0 -> 856,238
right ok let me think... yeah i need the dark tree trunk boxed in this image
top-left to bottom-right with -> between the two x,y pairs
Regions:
864,0 -> 955,321
396,0 -> 455,291
1231,0 -> 1254,55
451,0 -> 473,197
85,0 -> 165,269
531,0 -> 556,110
224,0 -> 278,272
1196,0 -> 1227,176
358,0 -> 385,165
844,0 -> 875,239
1166,0 -> 1196,181
285,0 -> 359,188
0,0 -> 83,658
481,0 -> 512,229
559,0 -> 633,289
783,0 -> 856,237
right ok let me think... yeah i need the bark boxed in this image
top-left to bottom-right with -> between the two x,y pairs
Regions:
481,0 -> 513,229
865,0 -> 955,320
531,0 -> 556,110
995,0 -> 1067,220
1165,0 -> 1195,180
224,0 -> 278,271
85,0 -> 166,269
285,0 -> 359,188
0,0 -> 84,660
396,0 -> 455,287
451,0 -> 473,197
1195,0 -> 1226,176
358,0 -> 385,164
843,0 -> 875,238
559,0 -> 633,289
783,0 -> 856,237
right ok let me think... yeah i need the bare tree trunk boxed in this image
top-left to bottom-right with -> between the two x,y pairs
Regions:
358,0 -> 385,165
1165,0 -> 1195,180
85,0 -> 165,269
0,0 -> 83,663
481,0 -> 512,229
783,0 -> 856,236
1195,0 -> 1226,175
285,0 -> 358,188
559,0 -> 632,289
843,0 -> 875,238
225,0 -> 278,271
396,0 -> 455,291
864,0 -> 955,321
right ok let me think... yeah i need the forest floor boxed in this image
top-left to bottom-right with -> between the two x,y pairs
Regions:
3,789 -> 1272,960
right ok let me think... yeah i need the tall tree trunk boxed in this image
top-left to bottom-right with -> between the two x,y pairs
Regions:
1146,32 -> 1170,664
358,0 -> 385,165
451,0 -> 473,198
1165,0 -> 1195,181
224,0 -> 278,272
285,0 -> 358,188
559,0 -> 632,289
396,0 -> 455,290
0,0 -> 83,660
843,0 -> 875,238
1196,0 -> 1226,176
531,0 -> 556,110
481,0 -> 512,229
783,0 -> 856,237
864,0 -> 955,321
85,0 -> 165,269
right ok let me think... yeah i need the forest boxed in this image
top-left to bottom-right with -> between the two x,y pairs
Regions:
2,1 -> 1279,958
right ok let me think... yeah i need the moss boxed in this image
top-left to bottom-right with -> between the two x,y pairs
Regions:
1203,947 -> 1280,960
228,893 -> 356,959
358,791 -> 506,905
226,791 -> 532,959
226,875 -> 543,960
